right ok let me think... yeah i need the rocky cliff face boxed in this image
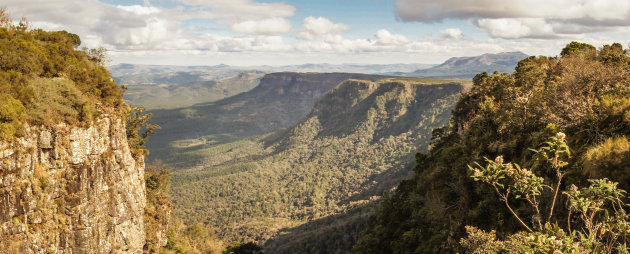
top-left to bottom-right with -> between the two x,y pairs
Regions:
0,117 -> 145,253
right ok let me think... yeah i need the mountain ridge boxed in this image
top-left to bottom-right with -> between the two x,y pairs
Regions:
146,72 -> 393,167
408,51 -> 528,78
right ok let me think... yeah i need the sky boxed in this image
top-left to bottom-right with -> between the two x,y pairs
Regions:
4,0 -> 630,66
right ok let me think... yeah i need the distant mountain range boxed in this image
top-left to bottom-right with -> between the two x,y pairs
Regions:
109,63 -> 434,110
110,51 -> 525,110
265,63 -> 435,74
109,51 -> 527,94
406,51 -> 528,78
109,63 -> 436,79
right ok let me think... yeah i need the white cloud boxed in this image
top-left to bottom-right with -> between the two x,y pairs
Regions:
295,29 -> 411,53
474,18 -> 558,39
116,5 -> 160,15
7,0 -> 627,66
374,29 -> 410,46
3,0 -> 298,50
7,2 -> 176,49
395,0 -> 630,22
230,18 -> 292,35
440,28 -> 463,40
296,17 -> 350,40
395,0 -> 630,39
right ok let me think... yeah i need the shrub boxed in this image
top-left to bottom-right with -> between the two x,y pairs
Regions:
0,93 -> 24,139
0,9 -> 125,140
583,136 -> 630,189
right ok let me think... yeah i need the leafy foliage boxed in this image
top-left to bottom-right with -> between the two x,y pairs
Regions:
561,41 -> 597,57
583,136 -> 630,189
464,136 -> 629,253
354,42 -> 630,253
0,9 -> 124,139
0,93 -> 24,139
126,105 -> 160,156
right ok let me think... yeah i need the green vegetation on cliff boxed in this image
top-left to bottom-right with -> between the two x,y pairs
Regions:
0,10 -> 123,139
354,42 -> 630,253
0,11 -> 217,253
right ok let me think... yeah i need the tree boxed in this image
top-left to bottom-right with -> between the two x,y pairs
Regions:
126,105 -> 160,156
561,41 -> 596,57
464,133 -> 629,253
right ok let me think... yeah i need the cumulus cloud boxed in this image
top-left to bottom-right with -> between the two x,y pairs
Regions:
230,18 -> 292,35
5,2 -> 176,49
374,29 -> 410,46
395,0 -> 630,39
10,0 -> 621,65
3,0 -> 298,51
474,18 -> 559,39
440,28 -> 463,40
294,29 -> 413,53
96,5 -> 174,48
296,17 -> 350,40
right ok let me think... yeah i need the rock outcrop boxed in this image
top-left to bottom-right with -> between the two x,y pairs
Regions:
0,117 -> 145,253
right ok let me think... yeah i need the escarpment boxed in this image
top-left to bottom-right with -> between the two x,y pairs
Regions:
0,116 -> 145,253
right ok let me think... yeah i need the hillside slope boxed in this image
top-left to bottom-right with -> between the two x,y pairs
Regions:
408,52 -> 527,79
147,72 -> 391,167
354,43 -> 630,252
169,78 -> 465,252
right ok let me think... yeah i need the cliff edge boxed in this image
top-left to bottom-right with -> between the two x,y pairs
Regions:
0,117 -> 145,253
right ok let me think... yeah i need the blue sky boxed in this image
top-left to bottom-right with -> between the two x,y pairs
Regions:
5,0 -> 630,66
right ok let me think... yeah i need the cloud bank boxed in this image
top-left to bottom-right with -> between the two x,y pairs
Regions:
3,0 -> 626,65
395,0 -> 630,39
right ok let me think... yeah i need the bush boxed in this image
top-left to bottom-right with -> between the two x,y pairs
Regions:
0,93 -> 24,139
0,9 -> 125,140
583,136 -> 630,189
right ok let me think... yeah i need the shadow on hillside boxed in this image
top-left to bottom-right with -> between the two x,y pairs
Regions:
263,202 -> 377,254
